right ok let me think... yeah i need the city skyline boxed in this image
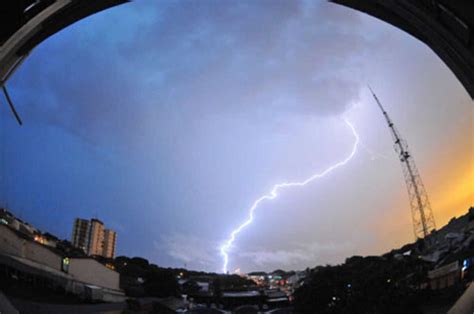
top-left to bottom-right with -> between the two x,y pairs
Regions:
0,0 -> 472,272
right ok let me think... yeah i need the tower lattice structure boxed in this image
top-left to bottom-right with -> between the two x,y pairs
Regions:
369,87 -> 436,239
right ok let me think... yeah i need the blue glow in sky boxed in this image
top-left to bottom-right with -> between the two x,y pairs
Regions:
1,0 -> 472,272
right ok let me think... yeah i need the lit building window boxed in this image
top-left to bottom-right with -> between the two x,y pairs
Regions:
62,257 -> 70,273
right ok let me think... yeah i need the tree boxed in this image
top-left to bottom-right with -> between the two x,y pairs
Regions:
130,257 -> 149,268
182,280 -> 202,295
144,268 -> 179,297
294,255 -> 426,313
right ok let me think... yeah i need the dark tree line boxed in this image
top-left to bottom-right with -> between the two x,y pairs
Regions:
293,255 -> 430,313
113,256 -> 179,297
111,256 -> 255,299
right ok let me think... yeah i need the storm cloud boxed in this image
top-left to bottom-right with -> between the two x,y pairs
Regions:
2,0 -> 472,272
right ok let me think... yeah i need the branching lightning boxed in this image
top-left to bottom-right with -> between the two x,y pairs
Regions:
219,118 -> 360,273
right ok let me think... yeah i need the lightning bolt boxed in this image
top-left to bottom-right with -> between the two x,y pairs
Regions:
219,118 -> 360,273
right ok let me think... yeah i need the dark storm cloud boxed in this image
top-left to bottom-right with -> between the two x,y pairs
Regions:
10,0 -> 372,151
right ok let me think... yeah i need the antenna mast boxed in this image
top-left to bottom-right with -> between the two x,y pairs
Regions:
369,87 -> 436,239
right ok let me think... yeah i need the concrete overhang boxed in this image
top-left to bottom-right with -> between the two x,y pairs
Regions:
0,0 -> 128,85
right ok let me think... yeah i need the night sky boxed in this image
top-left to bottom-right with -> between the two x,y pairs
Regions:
0,0 -> 472,273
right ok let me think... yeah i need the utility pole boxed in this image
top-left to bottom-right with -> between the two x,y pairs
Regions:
369,87 -> 436,239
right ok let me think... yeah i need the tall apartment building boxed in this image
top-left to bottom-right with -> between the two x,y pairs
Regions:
102,229 -> 117,259
71,218 -> 117,258
72,218 -> 91,253
88,219 -> 105,256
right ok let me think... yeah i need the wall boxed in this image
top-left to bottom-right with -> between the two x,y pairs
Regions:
0,224 -> 23,256
448,282 -> 474,314
69,258 -> 120,291
0,225 -> 61,271
0,291 -> 19,314
0,224 -> 121,292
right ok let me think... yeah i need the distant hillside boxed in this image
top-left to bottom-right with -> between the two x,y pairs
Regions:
294,206 -> 474,313
388,207 -> 474,267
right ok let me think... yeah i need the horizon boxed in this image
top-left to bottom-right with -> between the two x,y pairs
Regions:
2,204 -> 473,274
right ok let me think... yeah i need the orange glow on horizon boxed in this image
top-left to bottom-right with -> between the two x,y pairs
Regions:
425,122 -> 473,227
370,113 -> 473,254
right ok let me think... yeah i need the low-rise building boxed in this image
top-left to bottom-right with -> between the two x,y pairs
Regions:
68,257 -> 120,291
0,223 -> 124,302
33,233 -> 59,248
428,261 -> 460,289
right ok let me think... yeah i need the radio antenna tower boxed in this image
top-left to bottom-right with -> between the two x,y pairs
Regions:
369,86 -> 436,239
